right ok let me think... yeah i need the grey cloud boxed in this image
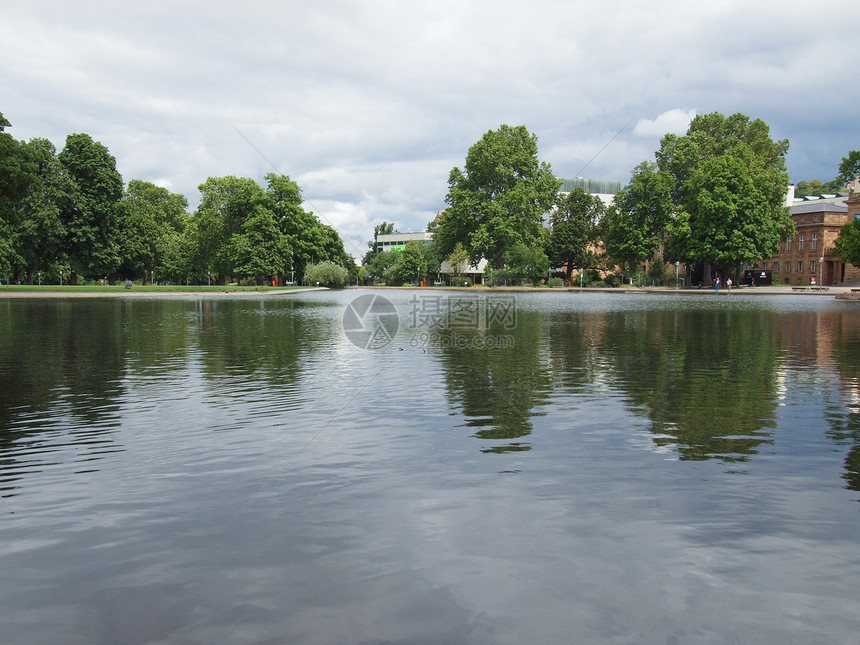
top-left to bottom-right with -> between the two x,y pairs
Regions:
2,0 -> 858,257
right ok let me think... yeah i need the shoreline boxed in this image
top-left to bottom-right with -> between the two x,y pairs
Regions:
1,285 -> 856,298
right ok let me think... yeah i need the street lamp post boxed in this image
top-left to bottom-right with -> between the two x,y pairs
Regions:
59,271 -> 63,286
207,270 -> 210,287
819,256 -> 824,287
675,261 -> 680,289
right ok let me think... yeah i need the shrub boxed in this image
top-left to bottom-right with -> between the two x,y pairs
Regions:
304,261 -> 349,288
548,277 -> 563,287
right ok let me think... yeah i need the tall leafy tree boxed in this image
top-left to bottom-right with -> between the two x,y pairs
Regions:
504,240 -> 550,285
15,138 -> 74,283
838,151 -> 860,186
192,176 -> 266,283
549,187 -> 606,283
661,113 -> 793,277
0,114 -> 37,277
118,180 -> 188,283
608,161 -> 674,270
58,133 -> 124,282
229,204 -> 290,284
834,220 -> 860,268
265,173 -> 352,281
446,242 -> 470,278
603,204 -> 657,278
438,124 -> 560,269
363,221 -> 397,264
388,240 -> 427,285
669,153 -> 788,273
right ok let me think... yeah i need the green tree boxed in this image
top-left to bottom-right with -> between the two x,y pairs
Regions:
0,115 -> 37,277
838,151 -> 860,186
834,220 -> 860,267
192,176 -> 266,283
228,204 -> 291,284
58,133 -> 124,282
670,154 -> 791,274
605,162 -> 674,276
794,178 -> 842,198
549,187 -> 605,284
652,112 -> 793,280
504,239 -> 550,285
388,240 -> 427,285
366,249 -> 400,283
118,179 -> 188,284
265,173 -> 353,281
363,221 -> 397,264
603,205 -> 653,278
647,256 -> 668,285
446,241 -> 470,278
438,124 -> 560,269
15,138 -> 73,283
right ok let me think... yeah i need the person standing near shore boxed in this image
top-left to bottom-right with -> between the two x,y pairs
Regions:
714,277 -> 721,293
727,277 -> 732,292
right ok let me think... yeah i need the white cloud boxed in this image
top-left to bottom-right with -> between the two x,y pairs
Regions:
633,110 -> 697,139
1,1 -> 858,255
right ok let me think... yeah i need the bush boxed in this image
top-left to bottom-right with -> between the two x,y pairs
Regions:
304,261 -> 349,288
548,277 -> 563,287
490,269 -> 514,286
603,273 -> 620,288
450,277 -> 473,287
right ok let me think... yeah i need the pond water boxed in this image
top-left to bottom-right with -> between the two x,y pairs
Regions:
1,290 -> 859,644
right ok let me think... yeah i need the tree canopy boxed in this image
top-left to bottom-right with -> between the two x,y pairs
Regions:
58,133 -> 124,282
437,124 -> 560,269
838,151 -> 860,186
0,113 -> 355,285
549,187 -> 605,283
834,220 -> 860,268
613,112 -> 793,277
604,160 -> 676,275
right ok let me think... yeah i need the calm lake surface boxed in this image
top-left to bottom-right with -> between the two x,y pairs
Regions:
1,289 -> 859,644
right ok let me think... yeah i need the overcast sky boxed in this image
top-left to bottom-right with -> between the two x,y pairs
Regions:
2,1 -> 858,260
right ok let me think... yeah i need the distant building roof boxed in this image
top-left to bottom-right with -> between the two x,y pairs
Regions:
790,201 -> 848,215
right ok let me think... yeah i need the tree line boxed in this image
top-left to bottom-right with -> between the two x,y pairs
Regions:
366,117 -> 858,287
0,113 -> 355,286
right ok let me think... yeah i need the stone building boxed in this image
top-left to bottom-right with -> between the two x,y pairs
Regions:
762,196 -> 860,286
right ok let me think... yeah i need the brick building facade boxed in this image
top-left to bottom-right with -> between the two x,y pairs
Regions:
762,198 -> 860,286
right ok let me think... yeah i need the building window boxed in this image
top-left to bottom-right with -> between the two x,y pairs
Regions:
797,261 -> 803,273
787,237 -> 793,252
812,233 -> 818,251
774,262 -> 779,273
810,261 -> 816,273
799,234 -> 805,252
785,262 -> 790,273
